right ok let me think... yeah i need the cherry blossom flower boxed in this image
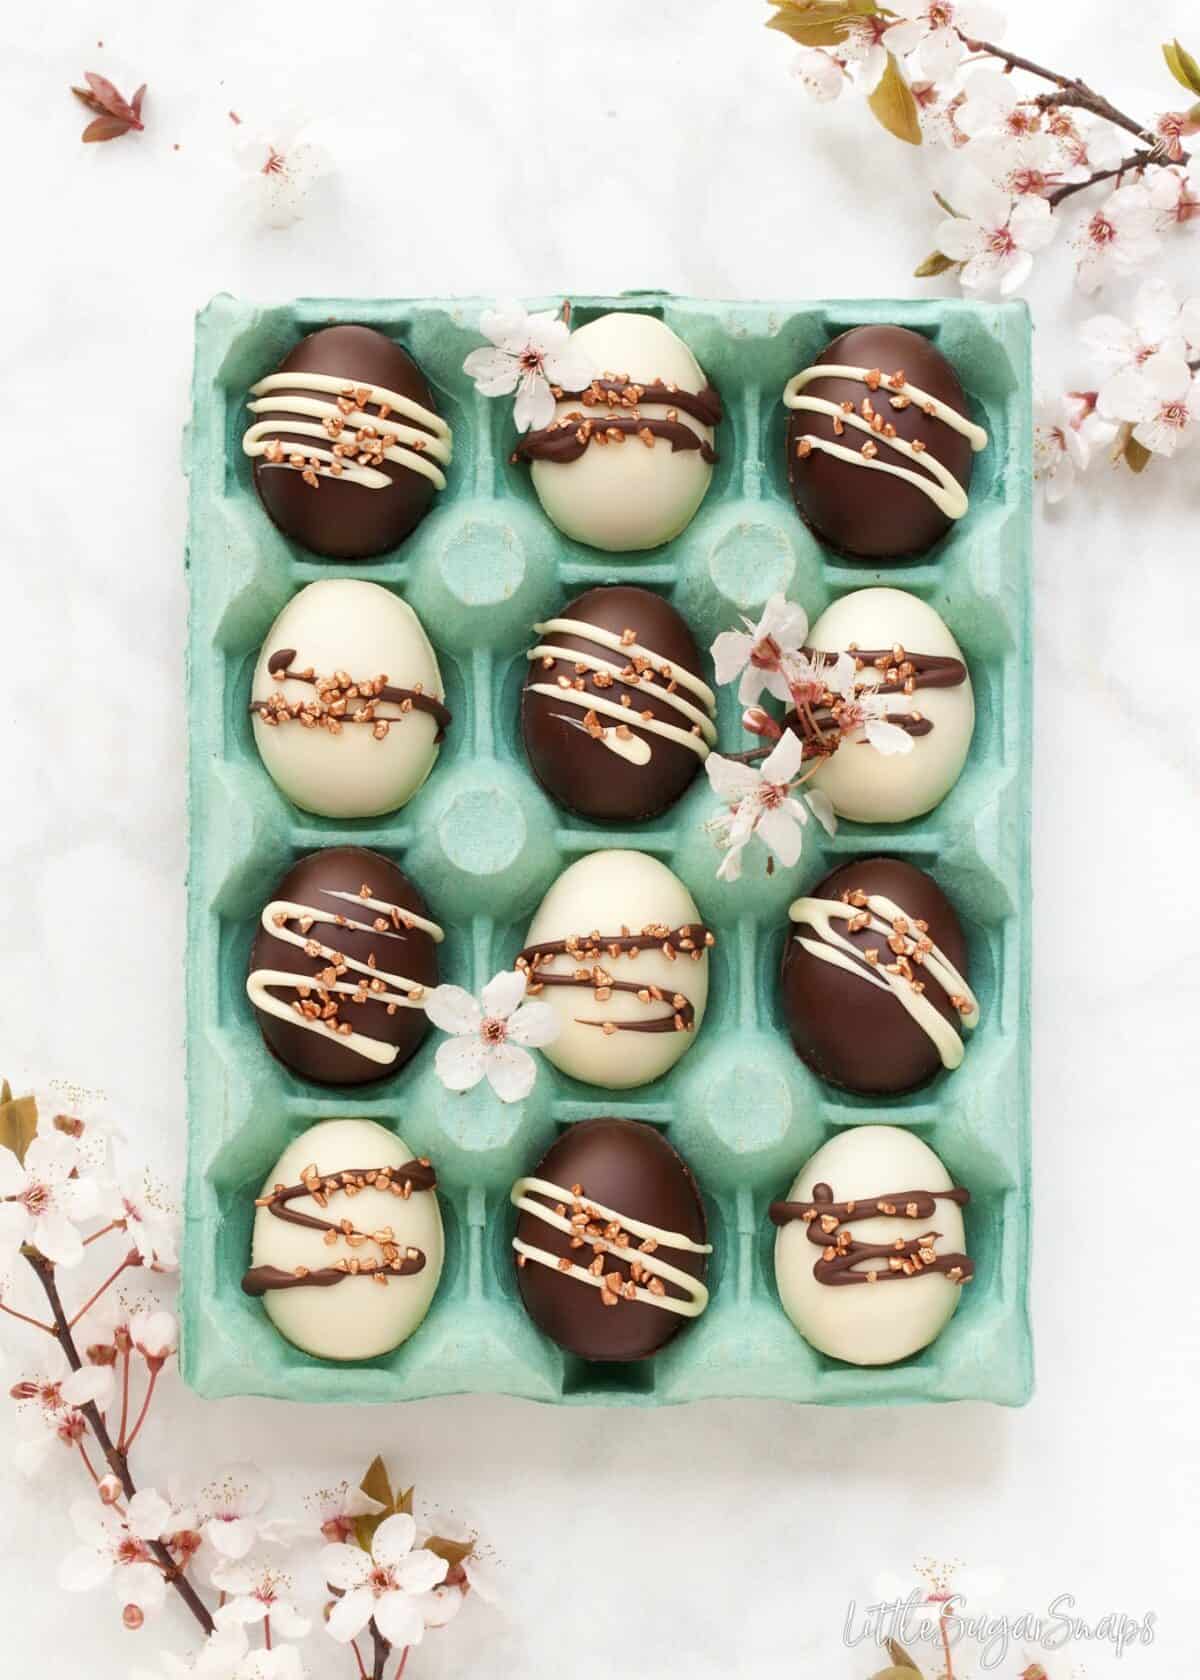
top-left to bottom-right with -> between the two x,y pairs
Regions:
0,1133 -> 99,1267
310,1480 -> 386,1544
133,1626 -> 304,1680
832,688 -> 917,755
130,1309 -> 178,1369
1151,163 -> 1200,228
415,1510 -> 502,1628
705,730 -> 834,883
883,0 -> 1004,82
920,87 -> 970,149
957,67 -> 1042,142
425,970 -> 559,1104
321,1512 -> 448,1648
971,131 -> 1064,198
60,1491 -> 172,1611
711,594 -> 812,707
9,1356 -> 103,1473
1053,114 -> 1126,182
231,111 -> 332,231
193,1467 -> 294,1564
837,14 -> 892,93
1033,396 -> 1091,504
791,47 -> 846,103
1099,353 -> 1200,457
100,1177 -> 179,1271
1152,110 -> 1196,164
1082,279 -> 1198,413
935,176 -> 1056,294
462,305 -> 596,433
1073,182 -> 1160,294
212,1553 -> 311,1640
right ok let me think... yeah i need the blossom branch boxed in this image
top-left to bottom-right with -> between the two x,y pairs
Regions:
22,1249 -> 215,1637
959,33 -> 1165,151
1046,151 -> 1153,208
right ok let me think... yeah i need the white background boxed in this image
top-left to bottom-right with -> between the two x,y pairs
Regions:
2,2 -> 1198,1676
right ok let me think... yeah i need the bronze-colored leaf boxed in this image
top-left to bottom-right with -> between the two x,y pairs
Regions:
425,1535 -> 474,1570
1124,435 -> 1153,473
887,1638 -> 924,1674
914,250 -> 958,277
1163,39 -> 1200,96
765,1 -> 877,48
354,1456 -> 394,1550
84,70 -> 140,126
0,1086 -> 38,1164
868,53 -> 923,145
395,1484 -> 414,1516
83,116 -> 133,143
867,1668 -> 925,1680
932,190 -> 961,218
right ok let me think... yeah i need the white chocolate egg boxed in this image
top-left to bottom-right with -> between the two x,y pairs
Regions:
774,1125 -> 970,1367
808,587 -> 974,824
529,313 -> 719,553
520,850 -> 710,1089
250,579 -> 446,819
247,1118 -> 443,1361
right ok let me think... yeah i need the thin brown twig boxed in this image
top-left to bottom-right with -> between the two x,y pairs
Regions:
67,1250 -> 138,1330
0,1298 -> 55,1333
123,1365 -> 158,1451
370,1621 -> 390,1680
1046,151 -> 1152,208
23,1250 -> 215,1637
959,34 -> 1155,145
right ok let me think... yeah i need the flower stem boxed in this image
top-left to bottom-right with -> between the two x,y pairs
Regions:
67,1251 -> 138,1330
123,1366 -> 158,1451
350,1639 -> 368,1680
82,1221 -> 122,1248
1046,151 -> 1151,208
370,1621 -> 390,1680
77,1438 -> 101,1486
393,1648 -> 410,1680
940,1604 -> 955,1680
22,1250 -> 214,1637
0,1299 -> 55,1334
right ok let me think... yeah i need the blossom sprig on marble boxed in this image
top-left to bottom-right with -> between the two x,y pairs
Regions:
2,1080 -> 498,1678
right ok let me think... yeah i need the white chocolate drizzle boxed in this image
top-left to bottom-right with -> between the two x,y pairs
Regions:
527,616 -> 717,767
244,372 -> 452,492
510,1175 -> 711,1317
246,893 -> 444,1067
788,891 -> 979,1071
782,363 -> 987,521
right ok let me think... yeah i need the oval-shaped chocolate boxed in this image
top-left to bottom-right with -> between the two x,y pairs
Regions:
784,325 -> 980,560
244,324 -> 451,560
521,585 -> 717,822
780,857 -> 979,1096
513,1117 -> 710,1361
247,846 -> 442,1087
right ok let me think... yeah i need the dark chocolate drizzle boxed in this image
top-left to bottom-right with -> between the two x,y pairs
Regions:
251,649 -> 452,742
820,647 -> 967,695
513,377 -> 722,467
770,1181 -> 973,1287
241,1158 -> 436,1297
516,923 -> 714,1035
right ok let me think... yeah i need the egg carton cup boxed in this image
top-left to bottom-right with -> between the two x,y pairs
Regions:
183,292 -> 1033,1408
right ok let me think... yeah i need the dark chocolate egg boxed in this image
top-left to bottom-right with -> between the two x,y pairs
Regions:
512,1118 -> 711,1362
784,325 -> 984,561
247,846 -> 442,1087
520,585 -> 717,822
243,325 -> 452,560
781,857 -> 979,1096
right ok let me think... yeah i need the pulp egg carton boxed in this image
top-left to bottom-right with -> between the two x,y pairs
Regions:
182,292 -> 1033,1407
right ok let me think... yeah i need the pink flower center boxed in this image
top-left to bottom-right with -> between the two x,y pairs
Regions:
518,347 -> 546,377
481,1018 -> 507,1046
759,782 -> 787,809
926,3 -> 953,28
1006,109 -> 1039,137
987,225 -> 1017,258
1088,212 -> 1117,247
370,1565 -> 398,1595
1011,168 -> 1050,196
116,1536 -> 150,1568
21,1182 -> 51,1217
749,635 -> 782,671
322,1516 -> 353,1543
1160,400 -> 1190,430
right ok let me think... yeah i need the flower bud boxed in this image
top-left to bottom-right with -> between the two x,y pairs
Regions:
114,1327 -> 133,1354
87,1342 -> 119,1367
122,1604 -> 145,1631
321,1516 -> 352,1543
98,1475 -> 123,1505
9,1382 -> 38,1401
54,1113 -> 85,1138
742,706 -> 783,742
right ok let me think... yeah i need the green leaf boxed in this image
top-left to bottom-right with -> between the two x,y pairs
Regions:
887,1639 -> 925,1675
354,1456 -> 394,1551
765,1 -> 877,47
425,1534 -> 475,1570
914,250 -> 958,278
868,53 -> 922,145
0,1084 -> 38,1165
1163,39 -> 1200,96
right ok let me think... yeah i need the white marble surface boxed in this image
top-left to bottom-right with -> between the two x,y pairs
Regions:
2,1 -> 1198,1675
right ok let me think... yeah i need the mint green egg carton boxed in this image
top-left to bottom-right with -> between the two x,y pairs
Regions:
182,292 -> 1033,1408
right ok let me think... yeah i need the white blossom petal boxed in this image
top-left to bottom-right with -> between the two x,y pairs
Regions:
704,754 -> 761,802
462,347 -> 520,397
371,1512 -> 417,1567
480,969 -> 529,1022
478,304 -> 530,350
326,1585 -> 374,1644
505,1000 -> 560,1049
710,629 -> 752,686
394,1547 -> 448,1595
755,805 -> 805,869
375,1589 -> 426,1649
513,374 -> 555,434
434,1035 -> 488,1094
127,1489 -> 171,1542
59,1545 -> 112,1593
319,1542 -> 372,1593
759,728 -> 805,785
422,985 -> 483,1036
484,1043 -> 538,1105
805,787 -> 838,837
